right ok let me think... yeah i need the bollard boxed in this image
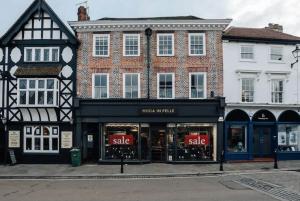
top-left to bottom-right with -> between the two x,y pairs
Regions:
120,154 -> 124,174
274,149 -> 278,169
220,150 -> 224,171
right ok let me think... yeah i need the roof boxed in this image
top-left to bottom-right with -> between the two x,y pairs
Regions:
0,0 -> 78,45
98,16 -> 203,21
223,27 -> 300,44
14,66 -> 62,77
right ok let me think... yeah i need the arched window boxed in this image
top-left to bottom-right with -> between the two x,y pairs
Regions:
252,110 -> 276,122
226,109 -> 250,121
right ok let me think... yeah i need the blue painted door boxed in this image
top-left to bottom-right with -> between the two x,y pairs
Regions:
253,126 -> 273,157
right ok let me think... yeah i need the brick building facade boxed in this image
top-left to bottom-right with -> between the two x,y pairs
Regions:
69,8 -> 231,163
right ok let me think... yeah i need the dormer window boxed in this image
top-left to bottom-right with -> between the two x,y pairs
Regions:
24,47 -> 59,62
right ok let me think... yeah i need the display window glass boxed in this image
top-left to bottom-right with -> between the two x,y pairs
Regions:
167,123 -> 216,161
278,124 -> 300,152
227,125 -> 247,152
104,123 -> 139,160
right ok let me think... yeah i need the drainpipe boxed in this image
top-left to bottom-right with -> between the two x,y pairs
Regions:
145,28 -> 152,99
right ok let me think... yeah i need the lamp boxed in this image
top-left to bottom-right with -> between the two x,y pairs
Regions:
1,117 -> 7,125
291,45 -> 300,68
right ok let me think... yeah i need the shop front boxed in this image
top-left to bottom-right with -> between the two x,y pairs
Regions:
74,98 -> 225,163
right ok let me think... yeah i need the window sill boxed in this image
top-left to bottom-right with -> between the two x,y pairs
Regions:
123,55 -> 140,57
188,54 -> 206,57
17,105 -> 59,108
268,61 -> 285,64
157,55 -> 175,57
239,59 -> 256,63
92,55 -> 110,58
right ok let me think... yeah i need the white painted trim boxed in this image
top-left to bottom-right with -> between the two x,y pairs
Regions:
239,44 -> 255,62
24,47 -> 60,62
157,73 -> 175,99
188,33 -> 206,56
92,73 -> 109,99
92,34 -> 110,57
157,33 -> 175,56
123,34 -> 140,57
123,73 -> 141,98
188,72 -> 207,99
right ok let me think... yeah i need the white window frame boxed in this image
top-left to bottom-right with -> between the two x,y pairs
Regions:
17,78 -> 59,107
157,73 -> 175,99
269,46 -> 284,62
92,73 -> 109,99
240,78 -> 255,103
271,79 -> 284,103
24,47 -> 60,62
188,33 -> 206,56
189,72 -> 207,99
23,125 -> 59,153
123,73 -> 140,98
157,33 -> 174,56
93,34 -> 110,57
123,34 -> 140,56
240,45 -> 255,61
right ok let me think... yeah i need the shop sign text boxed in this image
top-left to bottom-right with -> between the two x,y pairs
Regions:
109,135 -> 134,145
140,108 -> 176,116
184,134 -> 209,146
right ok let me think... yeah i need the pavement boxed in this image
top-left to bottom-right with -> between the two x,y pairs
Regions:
0,160 -> 299,179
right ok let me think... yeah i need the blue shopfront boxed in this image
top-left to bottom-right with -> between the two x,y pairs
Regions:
225,109 -> 300,160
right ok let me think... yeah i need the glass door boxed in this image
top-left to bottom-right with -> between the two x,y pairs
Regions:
151,125 -> 166,162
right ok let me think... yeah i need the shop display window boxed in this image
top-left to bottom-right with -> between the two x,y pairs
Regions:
104,124 -> 140,160
167,124 -> 215,161
278,124 -> 300,152
140,124 -> 150,160
227,125 -> 247,153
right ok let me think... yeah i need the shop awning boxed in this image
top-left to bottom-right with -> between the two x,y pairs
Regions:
14,66 -> 62,77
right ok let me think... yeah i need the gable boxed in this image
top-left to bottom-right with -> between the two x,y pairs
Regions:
14,11 -> 69,41
1,0 -> 77,45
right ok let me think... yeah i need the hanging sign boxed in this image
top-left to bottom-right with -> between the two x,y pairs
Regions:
8,131 -> 20,148
184,134 -> 209,146
109,134 -> 134,145
61,131 -> 73,149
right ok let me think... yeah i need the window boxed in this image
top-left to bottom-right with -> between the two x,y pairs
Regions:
277,124 -> 300,152
93,34 -> 110,57
157,73 -> 174,99
92,74 -> 109,99
123,34 -> 140,56
157,33 -> 174,56
241,78 -> 254,102
227,125 -> 247,153
123,73 -> 140,98
189,33 -> 205,56
24,126 -> 59,153
189,73 -> 206,98
271,80 -> 283,103
18,78 -> 59,106
270,46 -> 283,61
24,47 -> 59,62
240,45 -> 254,60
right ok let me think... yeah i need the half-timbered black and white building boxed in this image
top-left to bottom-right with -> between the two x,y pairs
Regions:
0,0 -> 78,163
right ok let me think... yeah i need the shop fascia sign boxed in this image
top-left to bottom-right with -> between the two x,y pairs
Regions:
139,108 -> 176,116
109,134 -> 134,145
184,133 -> 209,146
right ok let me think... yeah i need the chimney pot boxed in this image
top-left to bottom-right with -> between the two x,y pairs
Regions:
78,6 -> 90,21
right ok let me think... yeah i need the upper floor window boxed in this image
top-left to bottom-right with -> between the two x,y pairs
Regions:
18,78 -> 59,106
93,34 -> 110,57
92,73 -> 109,99
271,79 -> 283,103
240,45 -> 254,60
24,125 -> 59,153
189,73 -> 206,99
270,46 -> 283,61
241,78 -> 254,102
123,34 -> 140,56
123,73 -> 140,98
157,73 -> 174,99
24,47 -> 59,62
157,33 -> 174,56
189,33 -> 206,56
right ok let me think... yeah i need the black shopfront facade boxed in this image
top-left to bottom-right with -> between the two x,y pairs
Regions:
74,98 -> 225,163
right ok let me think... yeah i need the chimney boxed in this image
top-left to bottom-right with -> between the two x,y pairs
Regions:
267,23 -> 283,32
77,6 -> 90,21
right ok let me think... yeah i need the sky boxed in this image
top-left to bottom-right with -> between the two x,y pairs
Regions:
0,0 -> 300,36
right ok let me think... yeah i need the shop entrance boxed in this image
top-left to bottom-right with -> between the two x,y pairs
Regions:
82,123 -> 99,163
151,124 -> 167,162
253,126 -> 273,157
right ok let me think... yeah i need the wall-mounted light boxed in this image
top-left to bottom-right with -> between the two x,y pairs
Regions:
291,45 -> 300,68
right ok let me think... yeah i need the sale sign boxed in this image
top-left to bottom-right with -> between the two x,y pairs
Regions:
184,134 -> 209,146
109,134 -> 134,145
